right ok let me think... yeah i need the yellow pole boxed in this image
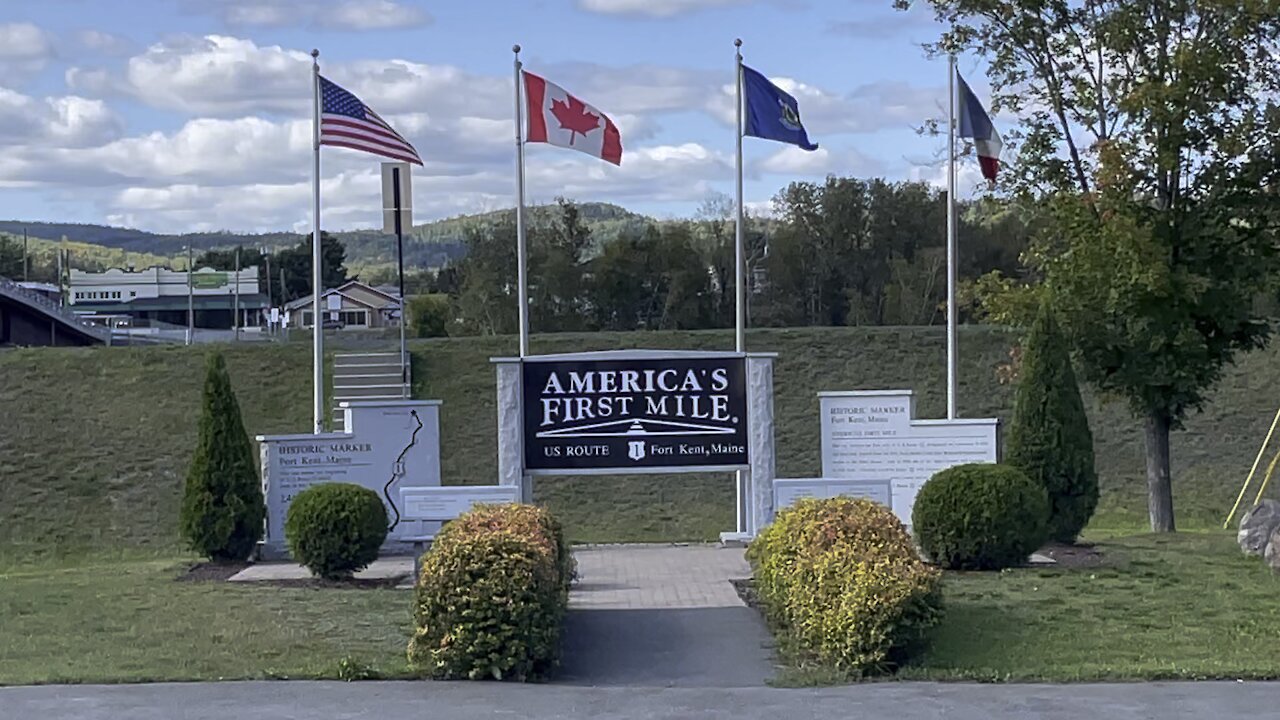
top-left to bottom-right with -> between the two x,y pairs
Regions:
1224,406 -> 1280,528
1254,446 -> 1280,507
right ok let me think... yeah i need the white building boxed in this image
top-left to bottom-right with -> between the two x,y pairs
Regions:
69,266 -> 267,329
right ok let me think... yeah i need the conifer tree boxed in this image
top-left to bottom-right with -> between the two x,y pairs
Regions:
1007,302 -> 1099,543
180,352 -> 264,560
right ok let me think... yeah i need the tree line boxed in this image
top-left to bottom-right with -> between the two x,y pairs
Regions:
425,181 -> 1032,338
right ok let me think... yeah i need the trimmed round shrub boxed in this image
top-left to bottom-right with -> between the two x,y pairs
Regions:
912,463 -> 1050,570
408,504 -> 573,681
747,497 -> 942,677
285,483 -> 388,580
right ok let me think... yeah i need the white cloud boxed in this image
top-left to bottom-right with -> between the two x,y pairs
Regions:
755,145 -> 883,177
76,30 -> 136,56
92,139 -> 733,233
0,22 -> 55,78
577,0 -> 753,17
117,35 -> 312,115
212,0 -> 431,30
908,159 -> 989,198
0,89 -> 121,148
322,0 -> 431,30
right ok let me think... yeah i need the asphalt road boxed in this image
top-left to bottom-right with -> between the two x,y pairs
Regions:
559,606 -> 777,687
4,680 -> 1274,719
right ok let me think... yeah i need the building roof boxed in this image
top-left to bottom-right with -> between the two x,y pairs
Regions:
283,281 -> 400,312
74,293 -> 270,312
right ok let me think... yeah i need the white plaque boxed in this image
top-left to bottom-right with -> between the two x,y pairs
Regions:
257,400 -> 443,558
819,390 -> 998,526
400,486 -> 521,523
774,478 -> 892,511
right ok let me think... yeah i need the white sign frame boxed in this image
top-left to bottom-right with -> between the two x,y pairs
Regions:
400,485 -> 521,523
818,390 -> 999,526
774,477 -> 893,511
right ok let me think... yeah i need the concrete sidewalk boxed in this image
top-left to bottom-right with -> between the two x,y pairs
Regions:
559,544 -> 776,687
5,680 -> 1271,720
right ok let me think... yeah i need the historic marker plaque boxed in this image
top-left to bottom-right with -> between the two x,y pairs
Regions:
522,355 -> 749,472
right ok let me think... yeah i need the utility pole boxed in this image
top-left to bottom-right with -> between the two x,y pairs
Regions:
22,228 -> 28,282
280,266 -> 288,341
263,248 -> 273,334
233,246 -> 241,341
186,245 -> 194,346
393,165 -> 408,397
56,245 -> 64,307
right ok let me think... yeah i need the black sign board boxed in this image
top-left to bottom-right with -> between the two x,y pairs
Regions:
522,355 -> 749,472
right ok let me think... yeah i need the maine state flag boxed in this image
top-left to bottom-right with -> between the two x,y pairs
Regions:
742,65 -> 817,151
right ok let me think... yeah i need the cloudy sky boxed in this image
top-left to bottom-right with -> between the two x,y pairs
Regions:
0,0 -> 995,234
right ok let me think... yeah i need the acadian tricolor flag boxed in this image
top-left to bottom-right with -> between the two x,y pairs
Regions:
956,72 -> 1001,182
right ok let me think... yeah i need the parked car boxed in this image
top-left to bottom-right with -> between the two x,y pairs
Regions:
321,318 -> 344,330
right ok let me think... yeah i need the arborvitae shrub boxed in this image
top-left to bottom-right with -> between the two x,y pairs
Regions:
1006,302 -> 1099,543
179,352 -> 265,561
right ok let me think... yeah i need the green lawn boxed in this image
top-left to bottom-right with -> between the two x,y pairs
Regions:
5,534 -> 1280,685
771,532 -> 1280,686
0,555 -> 413,685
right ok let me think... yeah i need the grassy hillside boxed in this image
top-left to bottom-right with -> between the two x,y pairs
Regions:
3,326 -> 1277,563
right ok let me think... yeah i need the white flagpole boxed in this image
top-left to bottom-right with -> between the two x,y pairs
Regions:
513,44 -> 531,358
946,54 -> 958,420
311,48 -> 325,434
734,38 -> 746,355
734,38 -> 747,539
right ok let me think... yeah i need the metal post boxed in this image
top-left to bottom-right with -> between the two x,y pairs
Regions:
394,166 -> 408,397
946,54 -> 959,420
56,243 -> 63,307
233,246 -> 241,341
513,44 -> 530,358
734,39 -> 746,355
733,39 -> 748,538
311,48 -> 325,434
264,249 -> 273,334
280,266 -> 288,341
186,244 -> 194,346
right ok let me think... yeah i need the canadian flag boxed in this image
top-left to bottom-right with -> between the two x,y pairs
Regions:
523,71 -> 623,166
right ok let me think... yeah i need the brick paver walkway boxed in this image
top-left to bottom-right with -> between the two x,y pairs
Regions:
569,544 -> 752,609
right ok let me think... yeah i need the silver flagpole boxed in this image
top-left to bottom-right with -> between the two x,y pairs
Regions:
946,54 -> 958,420
311,48 -> 325,434
513,44 -> 530,358
734,38 -> 747,538
734,39 -> 746,355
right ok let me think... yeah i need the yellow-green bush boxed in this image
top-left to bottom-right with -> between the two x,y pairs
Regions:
407,504 -> 573,681
747,497 -> 942,676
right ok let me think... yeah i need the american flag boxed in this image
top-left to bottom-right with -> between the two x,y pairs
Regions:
319,75 -> 422,165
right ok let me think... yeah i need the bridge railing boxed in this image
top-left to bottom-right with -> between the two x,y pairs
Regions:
0,276 -> 112,344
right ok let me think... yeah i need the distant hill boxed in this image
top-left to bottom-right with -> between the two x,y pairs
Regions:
0,202 -> 654,272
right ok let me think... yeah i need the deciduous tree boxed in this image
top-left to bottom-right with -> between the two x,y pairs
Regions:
910,0 -> 1280,530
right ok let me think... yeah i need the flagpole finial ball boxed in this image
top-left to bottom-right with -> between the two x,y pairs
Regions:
513,44 -> 521,54
311,49 -> 319,58
734,38 -> 742,47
